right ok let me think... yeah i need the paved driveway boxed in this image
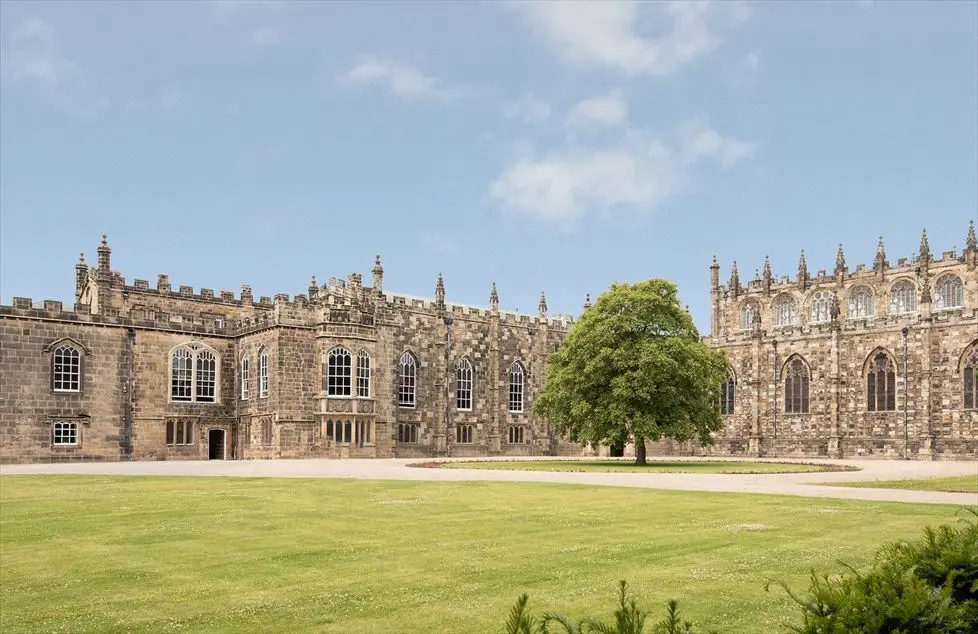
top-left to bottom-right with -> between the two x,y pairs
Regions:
3,456 -> 976,506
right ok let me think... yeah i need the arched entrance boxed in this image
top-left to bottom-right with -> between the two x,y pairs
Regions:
208,429 -> 225,460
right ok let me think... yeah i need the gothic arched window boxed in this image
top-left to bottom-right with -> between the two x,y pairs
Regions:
739,300 -> 759,331
784,357 -> 810,414
847,286 -> 875,319
890,280 -> 917,315
455,358 -> 473,411
933,274 -> 964,310
398,352 -> 417,407
356,349 -> 371,398
326,347 -> 353,397
509,361 -> 525,413
720,374 -> 735,416
963,343 -> 978,410
866,351 -> 896,412
809,290 -> 834,324
170,343 -> 219,403
52,345 -> 82,392
772,295 -> 798,328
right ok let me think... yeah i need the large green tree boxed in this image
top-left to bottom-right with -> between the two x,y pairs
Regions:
535,279 -> 729,465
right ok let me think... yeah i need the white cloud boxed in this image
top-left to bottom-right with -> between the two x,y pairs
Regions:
728,49 -> 760,87
566,90 -> 627,127
336,55 -> 470,104
502,95 -> 551,124
503,0 -> 748,77
489,117 -> 756,223
0,17 -> 108,117
246,27 -> 280,47
160,88 -> 184,111
677,116 -> 756,168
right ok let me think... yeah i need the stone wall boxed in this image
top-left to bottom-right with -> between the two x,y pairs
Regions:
706,225 -> 978,460
0,237 -> 576,463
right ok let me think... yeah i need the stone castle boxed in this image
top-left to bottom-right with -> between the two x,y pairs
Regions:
703,221 -> 978,460
2,223 -> 976,463
0,236 -> 578,463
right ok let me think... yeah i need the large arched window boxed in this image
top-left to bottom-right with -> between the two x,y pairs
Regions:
772,295 -> 798,328
933,274 -> 964,310
241,356 -> 250,400
455,358 -> 473,411
963,343 -> 978,410
397,352 -> 417,407
509,361 -> 525,413
784,356 -> 810,414
52,345 -> 82,392
258,348 -> 269,398
889,280 -> 917,315
808,290 -> 833,324
720,372 -> 735,416
847,286 -> 875,319
739,300 -> 759,331
356,349 -> 371,398
326,347 -> 352,397
170,343 -> 219,403
866,350 -> 896,412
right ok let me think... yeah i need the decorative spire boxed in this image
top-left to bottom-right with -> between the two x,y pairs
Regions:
967,219 -> 976,251
834,242 -> 846,275
78,252 -> 86,265
729,261 -> 740,293
308,275 -> 318,299
762,256 -> 772,294
797,250 -> 808,287
538,290 -> 548,318
918,229 -> 931,267
710,254 -> 720,291
371,254 -> 384,294
753,268 -> 761,283
490,282 -> 499,311
874,236 -> 887,271
920,269 -> 932,304
710,254 -> 719,269
435,272 -> 445,307
583,293 -> 591,310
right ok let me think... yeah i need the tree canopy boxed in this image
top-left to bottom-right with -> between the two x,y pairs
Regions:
535,279 -> 729,464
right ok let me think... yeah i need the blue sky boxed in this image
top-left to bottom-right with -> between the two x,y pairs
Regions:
1,0 -> 975,333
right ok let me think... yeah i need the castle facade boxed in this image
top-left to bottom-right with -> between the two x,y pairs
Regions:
703,221 -> 978,460
0,237 -> 576,463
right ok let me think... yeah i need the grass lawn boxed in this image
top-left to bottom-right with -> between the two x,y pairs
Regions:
425,459 -> 851,474
0,476 -> 963,634
824,474 -> 978,494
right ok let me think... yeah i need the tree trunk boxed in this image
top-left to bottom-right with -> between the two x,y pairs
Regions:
634,436 -> 647,465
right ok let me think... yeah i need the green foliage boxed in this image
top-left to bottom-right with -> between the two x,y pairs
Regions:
534,279 -> 728,458
503,581 -> 702,634
766,507 -> 978,633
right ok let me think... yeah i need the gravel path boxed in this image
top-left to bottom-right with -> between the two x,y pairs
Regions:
3,456 -> 976,506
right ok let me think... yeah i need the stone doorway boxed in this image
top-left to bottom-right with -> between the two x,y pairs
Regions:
208,429 -> 225,460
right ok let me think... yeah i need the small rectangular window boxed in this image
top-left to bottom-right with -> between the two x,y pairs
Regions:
53,422 -> 78,446
166,420 -> 194,446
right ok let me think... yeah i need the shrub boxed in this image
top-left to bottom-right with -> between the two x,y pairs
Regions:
766,506 -> 978,633
503,580 -> 700,634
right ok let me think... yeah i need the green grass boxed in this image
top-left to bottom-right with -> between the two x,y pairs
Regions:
825,474 -> 978,494
425,459 -> 850,474
0,476 -> 963,634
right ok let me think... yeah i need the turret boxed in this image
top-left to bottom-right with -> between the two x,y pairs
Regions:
834,242 -> 846,278
75,253 -> 87,301
797,250 -> 808,289
490,282 -> 499,313
710,255 -> 720,290
435,272 -> 445,309
308,275 -> 318,300
538,291 -> 548,318
372,254 -> 384,293
97,233 -> 111,276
